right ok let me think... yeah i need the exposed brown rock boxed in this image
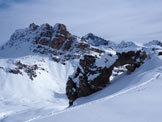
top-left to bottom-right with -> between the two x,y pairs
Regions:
33,23 -> 73,50
54,24 -> 71,39
66,50 -> 147,105
40,31 -> 52,38
50,24 -> 73,50
8,61 -> 45,80
51,37 -> 65,49
63,38 -> 73,51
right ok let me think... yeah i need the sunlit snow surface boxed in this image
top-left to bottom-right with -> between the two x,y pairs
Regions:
0,50 -> 162,122
0,55 -> 75,122
32,56 -> 162,122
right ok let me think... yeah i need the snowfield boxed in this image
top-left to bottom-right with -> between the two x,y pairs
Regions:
32,56 -> 162,122
0,55 -> 75,122
0,45 -> 162,122
1,54 -> 162,122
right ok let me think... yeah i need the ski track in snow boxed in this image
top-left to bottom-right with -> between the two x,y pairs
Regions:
27,72 -> 161,122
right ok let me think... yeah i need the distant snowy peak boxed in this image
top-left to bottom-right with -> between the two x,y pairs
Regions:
81,33 -> 116,47
117,41 -> 139,49
81,33 -> 108,46
144,40 -> 162,47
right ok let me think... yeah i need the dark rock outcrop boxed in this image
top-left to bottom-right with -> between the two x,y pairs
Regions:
66,50 -> 147,105
115,50 -> 147,72
66,54 -> 113,105
8,61 -> 45,80
9,68 -> 22,75
51,24 -> 72,49
158,52 -> 162,55
34,23 -> 73,50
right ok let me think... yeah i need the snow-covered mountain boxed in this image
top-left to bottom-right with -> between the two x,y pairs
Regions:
117,40 -> 138,49
0,23 -> 162,122
144,40 -> 162,47
81,33 -> 116,47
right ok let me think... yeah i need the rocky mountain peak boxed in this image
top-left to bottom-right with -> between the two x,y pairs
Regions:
51,23 -> 72,49
53,23 -> 67,33
8,23 -> 73,51
0,23 -> 106,64
81,33 -> 117,48
81,33 -> 109,46
53,23 -> 71,40
29,23 -> 39,31
117,41 -> 138,49
83,33 -> 96,40
144,40 -> 162,47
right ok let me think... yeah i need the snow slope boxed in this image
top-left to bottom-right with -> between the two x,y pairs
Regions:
0,55 -> 75,122
1,39 -> 162,122
31,55 -> 162,122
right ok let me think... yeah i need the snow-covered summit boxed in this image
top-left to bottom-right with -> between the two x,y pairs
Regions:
117,41 -> 138,48
81,33 -> 116,47
144,40 -> 162,47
